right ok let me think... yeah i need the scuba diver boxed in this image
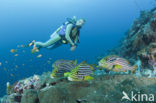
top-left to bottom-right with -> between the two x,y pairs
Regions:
29,16 -> 85,53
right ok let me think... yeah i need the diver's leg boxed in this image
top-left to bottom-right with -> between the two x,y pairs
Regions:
35,33 -> 61,48
47,41 -> 62,50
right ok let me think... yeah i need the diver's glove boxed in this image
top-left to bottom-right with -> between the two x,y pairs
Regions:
70,45 -> 77,51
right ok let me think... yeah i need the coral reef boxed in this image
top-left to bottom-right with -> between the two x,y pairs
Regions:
112,8 -> 156,71
1,72 -> 156,103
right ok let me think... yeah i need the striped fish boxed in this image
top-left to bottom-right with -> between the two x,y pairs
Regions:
51,59 -> 77,78
67,61 -> 94,81
98,55 -> 137,73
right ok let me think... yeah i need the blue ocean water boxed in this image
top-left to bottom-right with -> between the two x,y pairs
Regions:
0,0 -> 155,97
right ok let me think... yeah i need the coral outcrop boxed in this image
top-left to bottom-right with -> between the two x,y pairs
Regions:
113,8 -> 156,70
1,72 -> 156,103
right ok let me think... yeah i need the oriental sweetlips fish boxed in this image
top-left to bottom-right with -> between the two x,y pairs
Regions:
64,61 -> 94,81
98,55 -> 137,73
51,59 -> 77,78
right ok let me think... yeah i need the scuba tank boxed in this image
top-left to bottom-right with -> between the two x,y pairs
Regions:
57,17 -> 78,44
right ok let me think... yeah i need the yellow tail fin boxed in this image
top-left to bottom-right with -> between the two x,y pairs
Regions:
84,76 -> 94,81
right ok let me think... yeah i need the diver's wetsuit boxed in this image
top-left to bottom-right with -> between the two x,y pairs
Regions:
34,23 -> 79,49
35,32 -> 61,49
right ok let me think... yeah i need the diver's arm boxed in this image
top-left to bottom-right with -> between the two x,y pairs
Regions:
65,24 -> 75,46
74,35 -> 78,44
74,31 -> 80,44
